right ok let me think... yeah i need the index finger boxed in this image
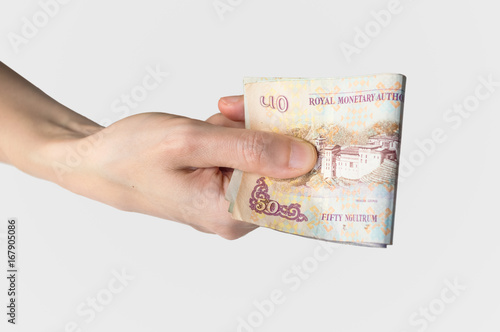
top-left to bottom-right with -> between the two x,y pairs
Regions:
218,95 -> 245,122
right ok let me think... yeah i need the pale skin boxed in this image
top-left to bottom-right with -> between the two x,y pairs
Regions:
0,62 -> 317,239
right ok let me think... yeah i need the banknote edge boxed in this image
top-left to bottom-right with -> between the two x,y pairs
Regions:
244,73 -> 406,85
260,226 -> 388,248
389,74 -> 407,245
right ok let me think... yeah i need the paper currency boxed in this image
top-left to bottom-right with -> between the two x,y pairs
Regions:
226,74 -> 406,247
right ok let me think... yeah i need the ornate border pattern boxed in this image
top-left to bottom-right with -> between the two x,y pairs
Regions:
249,177 -> 308,222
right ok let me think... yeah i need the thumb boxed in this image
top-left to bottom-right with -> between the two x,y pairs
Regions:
172,122 -> 317,179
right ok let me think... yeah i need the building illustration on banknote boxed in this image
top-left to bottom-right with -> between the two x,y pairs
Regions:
314,132 -> 399,183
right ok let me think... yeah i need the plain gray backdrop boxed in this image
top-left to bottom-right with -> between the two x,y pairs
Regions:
1,0 -> 499,331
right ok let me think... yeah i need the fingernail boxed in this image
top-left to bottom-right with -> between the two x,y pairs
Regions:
289,138 -> 317,170
221,95 -> 242,105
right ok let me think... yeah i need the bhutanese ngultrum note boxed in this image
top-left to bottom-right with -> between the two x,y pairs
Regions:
226,74 -> 406,247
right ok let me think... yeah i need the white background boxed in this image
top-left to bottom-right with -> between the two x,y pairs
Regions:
1,0 -> 499,331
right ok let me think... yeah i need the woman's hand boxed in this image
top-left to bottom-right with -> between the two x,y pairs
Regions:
0,61 -> 316,239
51,96 -> 317,239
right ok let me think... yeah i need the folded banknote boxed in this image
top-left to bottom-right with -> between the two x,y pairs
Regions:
226,74 -> 406,247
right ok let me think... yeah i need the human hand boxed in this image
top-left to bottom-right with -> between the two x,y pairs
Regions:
54,95 -> 317,239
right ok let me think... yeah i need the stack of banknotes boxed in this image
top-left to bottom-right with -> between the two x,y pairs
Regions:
226,74 -> 406,247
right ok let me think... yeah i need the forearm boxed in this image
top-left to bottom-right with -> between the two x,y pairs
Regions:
0,63 -> 316,239
0,62 -> 102,183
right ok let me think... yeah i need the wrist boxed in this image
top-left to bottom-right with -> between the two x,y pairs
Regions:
23,110 -> 104,189
44,124 -> 103,186
43,119 -> 144,214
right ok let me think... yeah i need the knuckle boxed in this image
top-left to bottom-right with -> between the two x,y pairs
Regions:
239,131 -> 269,167
161,117 -> 199,155
206,113 -> 222,125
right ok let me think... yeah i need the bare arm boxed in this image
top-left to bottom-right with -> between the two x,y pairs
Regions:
0,62 -> 317,239
0,62 -> 101,181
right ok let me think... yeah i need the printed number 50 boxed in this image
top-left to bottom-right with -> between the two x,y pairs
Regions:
260,95 -> 289,113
